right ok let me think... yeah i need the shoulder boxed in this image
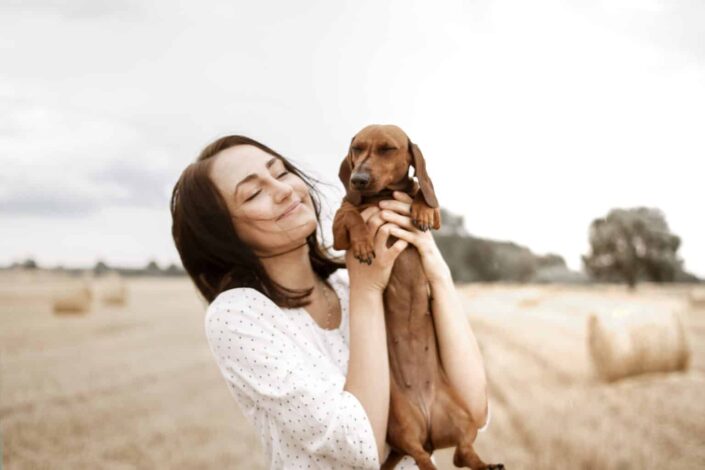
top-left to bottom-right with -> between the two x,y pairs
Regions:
204,287 -> 279,337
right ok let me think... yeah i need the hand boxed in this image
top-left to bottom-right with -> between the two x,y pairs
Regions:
346,205 -> 409,294
378,191 -> 452,284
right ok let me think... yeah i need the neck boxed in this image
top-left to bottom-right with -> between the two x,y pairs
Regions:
257,241 -> 317,290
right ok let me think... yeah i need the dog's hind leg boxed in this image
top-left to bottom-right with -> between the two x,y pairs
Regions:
380,448 -> 404,470
386,379 -> 437,470
452,438 -> 504,470
407,444 -> 436,470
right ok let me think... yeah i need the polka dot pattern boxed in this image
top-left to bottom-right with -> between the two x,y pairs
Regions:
205,269 -> 408,469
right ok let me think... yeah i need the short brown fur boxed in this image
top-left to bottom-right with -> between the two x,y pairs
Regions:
332,124 -> 503,469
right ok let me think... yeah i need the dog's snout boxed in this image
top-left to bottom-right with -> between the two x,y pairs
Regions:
350,173 -> 370,189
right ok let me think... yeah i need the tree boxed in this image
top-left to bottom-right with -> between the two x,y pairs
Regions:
21,258 -> 38,270
93,260 -> 110,275
582,207 -> 683,289
144,259 -> 161,275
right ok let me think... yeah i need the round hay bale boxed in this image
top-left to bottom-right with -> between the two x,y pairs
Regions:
689,287 -> 705,309
586,306 -> 690,382
99,272 -> 128,305
52,280 -> 93,314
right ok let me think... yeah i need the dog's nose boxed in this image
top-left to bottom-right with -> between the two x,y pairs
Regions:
350,173 -> 370,189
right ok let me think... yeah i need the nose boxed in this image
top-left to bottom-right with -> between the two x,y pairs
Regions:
273,178 -> 294,203
350,172 -> 370,189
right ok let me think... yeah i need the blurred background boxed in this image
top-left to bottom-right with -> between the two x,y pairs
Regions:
1,0 -> 704,468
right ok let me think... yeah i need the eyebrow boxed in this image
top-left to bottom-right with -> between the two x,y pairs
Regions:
233,157 -> 279,198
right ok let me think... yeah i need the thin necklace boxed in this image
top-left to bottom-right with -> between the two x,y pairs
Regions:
317,277 -> 337,329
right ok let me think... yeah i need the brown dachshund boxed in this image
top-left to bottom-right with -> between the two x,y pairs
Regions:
333,124 -> 504,470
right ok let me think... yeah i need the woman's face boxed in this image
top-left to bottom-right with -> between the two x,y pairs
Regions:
209,145 -> 317,256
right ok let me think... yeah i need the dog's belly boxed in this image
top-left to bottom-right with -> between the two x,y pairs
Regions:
383,245 -> 442,433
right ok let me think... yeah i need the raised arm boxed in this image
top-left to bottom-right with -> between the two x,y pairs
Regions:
344,285 -> 390,464
343,205 -> 409,464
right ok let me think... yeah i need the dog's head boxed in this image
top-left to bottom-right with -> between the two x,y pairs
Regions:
338,124 -> 439,208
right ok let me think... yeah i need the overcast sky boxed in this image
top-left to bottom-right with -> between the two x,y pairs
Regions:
1,0 -> 704,277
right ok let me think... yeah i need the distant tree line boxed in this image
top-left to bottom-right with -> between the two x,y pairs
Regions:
433,207 -> 700,286
432,208 -> 586,283
92,259 -> 186,277
2,258 -> 187,277
5,206 -> 701,287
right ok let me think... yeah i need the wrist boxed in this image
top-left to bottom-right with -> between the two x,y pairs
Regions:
350,284 -> 385,299
428,270 -> 453,289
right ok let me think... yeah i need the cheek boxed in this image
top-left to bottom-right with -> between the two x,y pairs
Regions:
237,202 -> 272,226
393,159 -> 410,177
291,179 -> 311,200
230,205 -> 274,239
232,217 -> 275,251
300,189 -> 316,212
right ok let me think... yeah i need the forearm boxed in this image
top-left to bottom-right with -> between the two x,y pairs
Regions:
344,286 -> 390,463
430,276 -> 489,426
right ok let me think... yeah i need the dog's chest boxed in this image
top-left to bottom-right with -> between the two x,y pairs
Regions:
383,248 -> 433,328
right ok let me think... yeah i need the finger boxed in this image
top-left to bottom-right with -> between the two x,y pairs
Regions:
379,199 -> 411,215
360,206 -> 381,223
373,222 -> 396,252
393,191 -> 413,203
388,225 -> 416,244
389,238 -> 409,257
380,210 -> 416,230
366,211 -> 385,233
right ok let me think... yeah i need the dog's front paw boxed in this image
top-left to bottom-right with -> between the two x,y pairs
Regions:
351,236 -> 375,265
411,202 -> 440,231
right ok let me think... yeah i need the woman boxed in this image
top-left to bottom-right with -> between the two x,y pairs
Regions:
170,135 -> 490,469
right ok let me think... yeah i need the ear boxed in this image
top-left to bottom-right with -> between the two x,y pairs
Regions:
408,139 -> 439,208
338,138 -> 361,205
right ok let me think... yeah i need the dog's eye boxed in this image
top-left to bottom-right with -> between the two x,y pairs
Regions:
378,146 -> 395,153
351,146 -> 362,154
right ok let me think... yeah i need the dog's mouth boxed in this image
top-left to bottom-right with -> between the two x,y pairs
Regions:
354,177 -> 412,197
357,186 -> 398,199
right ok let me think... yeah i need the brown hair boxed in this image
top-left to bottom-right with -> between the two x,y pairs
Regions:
170,135 -> 344,306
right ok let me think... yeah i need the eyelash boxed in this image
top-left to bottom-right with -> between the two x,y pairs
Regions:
244,171 -> 289,201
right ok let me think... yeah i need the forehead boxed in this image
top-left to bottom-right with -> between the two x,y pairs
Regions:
213,145 -> 273,169
209,145 -> 280,191
211,144 -> 274,173
352,125 -> 408,146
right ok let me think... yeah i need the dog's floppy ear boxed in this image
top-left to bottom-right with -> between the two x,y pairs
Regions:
338,137 -> 362,205
408,139 -> 439,208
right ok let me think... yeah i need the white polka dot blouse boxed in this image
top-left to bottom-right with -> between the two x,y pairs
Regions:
204,269 -> 490,470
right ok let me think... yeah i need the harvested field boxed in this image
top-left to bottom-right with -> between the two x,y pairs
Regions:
1,273 -> 704,469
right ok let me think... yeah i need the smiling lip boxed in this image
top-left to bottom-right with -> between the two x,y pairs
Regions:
277,200 -> 301,220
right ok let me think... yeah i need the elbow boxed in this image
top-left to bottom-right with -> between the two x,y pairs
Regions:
373,415 -> 388,465
471,386 -> 489,429
378,440 -> 391,467
476,400 -> 489,429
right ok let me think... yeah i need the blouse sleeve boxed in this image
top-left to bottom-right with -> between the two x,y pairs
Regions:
205,287 -> 380,469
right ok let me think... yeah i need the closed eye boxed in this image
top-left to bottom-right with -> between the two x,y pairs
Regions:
244,171 -> 289,202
